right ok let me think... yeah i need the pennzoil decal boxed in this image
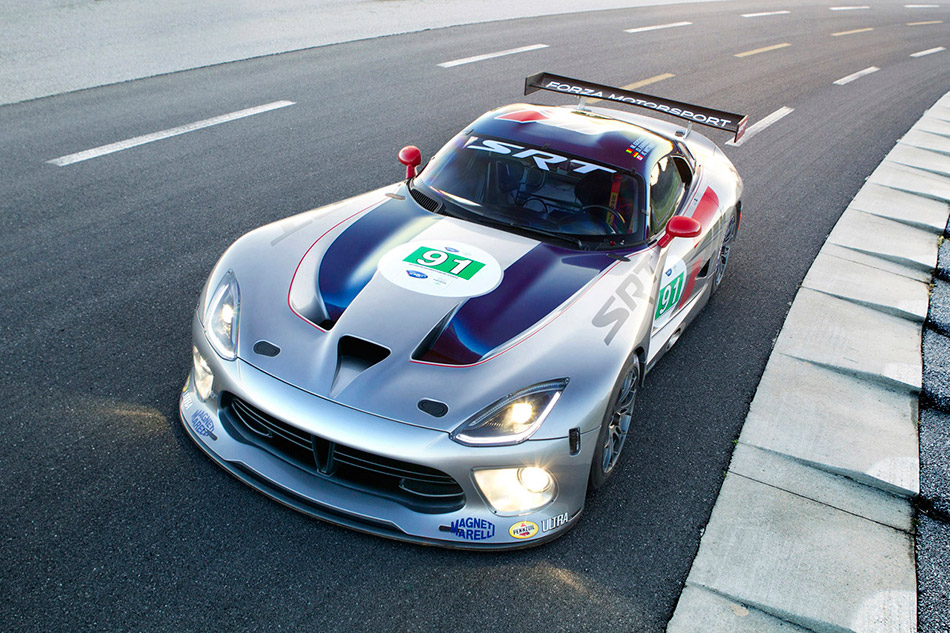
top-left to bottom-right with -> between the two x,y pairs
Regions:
508,521 -> 539,539
450,517 -> 495,541
378,241 -> 503,298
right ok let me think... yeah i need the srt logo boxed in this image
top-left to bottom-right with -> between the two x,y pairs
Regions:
465,137 -> 616,174
592,256 -> 653,345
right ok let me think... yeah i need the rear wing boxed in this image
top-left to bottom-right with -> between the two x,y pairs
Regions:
524,72 -> 748,143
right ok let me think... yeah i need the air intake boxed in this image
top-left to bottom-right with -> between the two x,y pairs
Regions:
330,336 -> 390,398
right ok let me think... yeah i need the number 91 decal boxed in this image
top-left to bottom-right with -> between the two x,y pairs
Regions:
378,241 -> 503,298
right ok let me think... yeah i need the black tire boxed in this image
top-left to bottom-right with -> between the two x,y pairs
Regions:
711,209 -> 738,295
588,356 -> 641,491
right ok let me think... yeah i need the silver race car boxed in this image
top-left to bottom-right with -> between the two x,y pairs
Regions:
180,73 -> 746,548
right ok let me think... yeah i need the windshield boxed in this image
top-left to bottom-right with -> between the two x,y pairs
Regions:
414,134 -> 646,248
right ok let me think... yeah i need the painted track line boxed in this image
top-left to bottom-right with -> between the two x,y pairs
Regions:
830,5 -> 870,10
438,44 -> 548,68
586,73 -> 675,104
734,43 -> 791,57
742,10 -> 791,17
911,46 -> 946,56
905,3 -> 939,6
624,21 -> 692,33
908,20 -> 944,25
47,101 -> 295,166
726,106 -> 793,147
832,27 -> 874,36
834,66 -> 880,85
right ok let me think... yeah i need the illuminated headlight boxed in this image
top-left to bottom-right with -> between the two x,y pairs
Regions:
202,270 -> 240,360
192,346 -> 214,401
473,467 -> 556,514
451,379 -> 568,446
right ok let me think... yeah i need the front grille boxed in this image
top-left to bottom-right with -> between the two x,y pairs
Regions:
221,394 -> 465,514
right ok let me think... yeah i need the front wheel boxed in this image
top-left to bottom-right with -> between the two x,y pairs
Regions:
588,357 -> 641,491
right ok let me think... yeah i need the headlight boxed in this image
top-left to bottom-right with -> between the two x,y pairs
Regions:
451,379 -> 568,446
474,467 -> 557,514
203,270 -> 240,360
192,346 -> 214,401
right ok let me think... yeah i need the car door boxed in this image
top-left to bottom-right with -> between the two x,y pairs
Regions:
649,153 -> 712,335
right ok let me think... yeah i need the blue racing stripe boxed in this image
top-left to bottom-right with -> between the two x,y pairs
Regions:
319,199 -> 438,324
416,245 -> 614,364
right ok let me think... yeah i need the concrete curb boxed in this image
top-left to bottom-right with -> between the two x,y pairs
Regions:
667,92 -> 950,632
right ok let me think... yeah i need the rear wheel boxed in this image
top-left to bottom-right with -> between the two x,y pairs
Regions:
712,210 -> 738,294
589,357 -> 640,491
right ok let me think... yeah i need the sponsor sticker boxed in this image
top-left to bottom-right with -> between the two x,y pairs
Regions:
450,517 -> 495,541
181,392 -> 194,411
378,241 -> 503,298
626,137 -> 657,162
654,258 -> 687,325
541,512 -> 569,533
190,410 -> 217,440
508,521 -> 539,540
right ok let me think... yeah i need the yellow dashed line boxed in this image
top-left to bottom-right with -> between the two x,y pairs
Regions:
585,74 -> 675,104
832,27 -> 875,36
907,20 -> 943,25
734,43 -> 791,57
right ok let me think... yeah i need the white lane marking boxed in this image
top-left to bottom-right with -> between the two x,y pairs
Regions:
830,5 -> 870,9
907,19 -> 944,24
905,4 -> 939,7
48,101 -> 295,166
726,106 -> 793,147
734,43 -> 791,57
624,21 -> 692,33
832,27 -> 875,35
742,10 -> 791,17
834,66 -> 880,85
437,44 -> 548,68
911,46 -> 946,56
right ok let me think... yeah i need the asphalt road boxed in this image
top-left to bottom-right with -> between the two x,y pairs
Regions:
1,1 -> 948,631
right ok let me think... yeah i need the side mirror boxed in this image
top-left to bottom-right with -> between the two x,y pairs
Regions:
398,145 -> 422,180
658,216 -> 701,248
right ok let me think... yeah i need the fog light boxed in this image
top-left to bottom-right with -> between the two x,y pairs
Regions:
192,346 -> 214,401
473,467 -> 556,515
518,467 -> 553,494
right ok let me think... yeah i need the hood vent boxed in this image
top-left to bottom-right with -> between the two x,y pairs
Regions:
409,187 -> 441,213
329,336 -> 391,398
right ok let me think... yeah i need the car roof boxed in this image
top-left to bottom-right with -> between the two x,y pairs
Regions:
468,103 -> 674,177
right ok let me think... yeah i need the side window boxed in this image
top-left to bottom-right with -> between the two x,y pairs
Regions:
649,156 -> 691,236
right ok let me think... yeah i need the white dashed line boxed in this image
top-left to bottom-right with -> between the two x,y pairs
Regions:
911,46 -> 946,56
742,10 -> 791,17
905,4 -> 939,7
734,43 -> 791,57
726,106 -> 793,147
437,44 -> 549,68
833,66 -> 880,85
830,5 -> 870,10
624,22 -> 692,33
907,19 -> 944,24
47,101 -> 295,166
832,27 -> 875,35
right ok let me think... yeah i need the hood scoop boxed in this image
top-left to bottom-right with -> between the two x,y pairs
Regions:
330,336 -> 391,398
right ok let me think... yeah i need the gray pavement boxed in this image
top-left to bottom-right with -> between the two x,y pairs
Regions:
1,1 -> 949,632
669,92 -> 950,632
0,0 -> 725,106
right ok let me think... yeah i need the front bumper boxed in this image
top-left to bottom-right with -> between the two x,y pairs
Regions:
180,331 -> 597,549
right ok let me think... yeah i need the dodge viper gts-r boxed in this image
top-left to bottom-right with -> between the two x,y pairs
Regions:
180,72 -> 746,549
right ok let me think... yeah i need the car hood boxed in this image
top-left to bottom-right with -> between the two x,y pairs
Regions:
221,184 -> 648,433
